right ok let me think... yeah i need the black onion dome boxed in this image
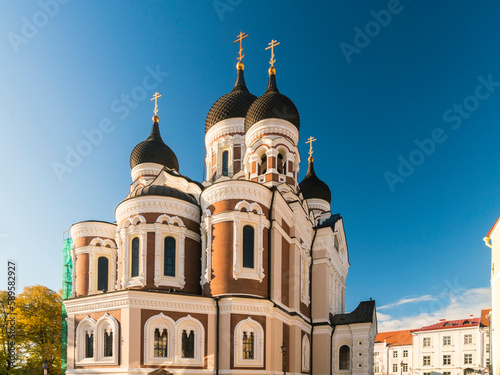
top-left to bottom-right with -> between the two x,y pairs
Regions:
244,73 -> 300,133
126,185 -> 197,205
130,120 -> 179,171
205,68 -> 257,132
299,160 -> 331,204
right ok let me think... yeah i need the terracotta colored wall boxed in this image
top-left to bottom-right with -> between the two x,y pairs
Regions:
281,238 -> 290,307
283,323 -> 290,373
75,253 -> 89,297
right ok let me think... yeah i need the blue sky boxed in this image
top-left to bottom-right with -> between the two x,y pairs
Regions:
1,1 -> 498,330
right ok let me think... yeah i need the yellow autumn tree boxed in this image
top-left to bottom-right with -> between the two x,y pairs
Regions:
14,286 -> 62,375
0,290 -> 19,375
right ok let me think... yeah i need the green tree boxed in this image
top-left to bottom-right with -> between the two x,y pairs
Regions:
14,286 -> 62,375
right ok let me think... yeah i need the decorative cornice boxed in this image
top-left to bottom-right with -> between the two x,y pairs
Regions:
130,162 -> 163,182
70,222 -> 117,241
201,181 -> 272,209
205,118 -> 245,149
116,196 -> 200,224
245,119 -> 299,148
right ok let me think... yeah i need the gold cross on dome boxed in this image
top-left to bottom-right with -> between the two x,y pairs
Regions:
234,31 -> 249,62
265,39 -> 280,67
306,136 -> 317,160
151,92 -> 162,116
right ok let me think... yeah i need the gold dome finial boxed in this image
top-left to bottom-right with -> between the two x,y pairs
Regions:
265,39 -> 280,74
151,92 -> 162,121
234,31 -> 249,70
306,136 -> 317,162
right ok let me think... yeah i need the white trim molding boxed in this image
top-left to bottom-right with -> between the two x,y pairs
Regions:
234,317 -> 265,368
143,312 -> 176,365
75,314 -> 119,366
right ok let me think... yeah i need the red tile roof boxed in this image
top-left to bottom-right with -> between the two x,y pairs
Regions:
375,330 -> 413,346
481,308 -> 492,327
411,317 -> 480,332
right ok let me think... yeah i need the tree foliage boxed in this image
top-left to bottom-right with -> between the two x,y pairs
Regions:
0,286 -> 62,375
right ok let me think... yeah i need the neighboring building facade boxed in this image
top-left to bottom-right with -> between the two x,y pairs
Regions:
63,40 -> 376,375
374,310 -> 491,375
485,217 -> 500,375
374,330 -> 412,375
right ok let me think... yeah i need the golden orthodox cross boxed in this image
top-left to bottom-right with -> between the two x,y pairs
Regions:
265,39 -> 280,66
306,136 -> 317,159
234,31 -> 249,62
151,92 -> 162,116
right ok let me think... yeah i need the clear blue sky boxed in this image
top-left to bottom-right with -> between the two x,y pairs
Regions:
1,1 -> 498,329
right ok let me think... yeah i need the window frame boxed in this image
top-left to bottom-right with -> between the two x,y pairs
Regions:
464,353 -> 472,365
423,337 -> 431,347
301,334 -> 310,372
175,315 -> 204,366
143,313 -> 176,365
423,355 -> 431,366
339,345 -> 350,370
443,335 -> 451,346
234,317 -> 265,368
464,333 -> 473,345
443,354 -> 451,365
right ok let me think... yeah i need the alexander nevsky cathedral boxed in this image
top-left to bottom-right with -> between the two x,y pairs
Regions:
64,34 -> 377,375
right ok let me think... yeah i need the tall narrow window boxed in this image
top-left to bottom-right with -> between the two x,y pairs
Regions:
182,330 -> 195,358
260,155 -> 267,175
242,226 -> 254,269
277,153 -> 284,174
154,328 -> 168,358
131,237 -> 139,277
339,345 -> 350,370
222,150 -> 229,176
97,257 -> 109,292
85,331 -> 94,358
103,329 -> 113,357
164,237 -> 176,277
242,331 -> 254,359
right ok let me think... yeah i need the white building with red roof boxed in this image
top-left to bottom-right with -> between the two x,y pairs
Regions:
374,330 -> 413,374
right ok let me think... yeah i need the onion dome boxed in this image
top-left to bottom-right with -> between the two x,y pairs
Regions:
126,184 -> 197,205
205,64 -> 257,133
130,118 -> 179,171
299,159 -> 331,204
244,71 -> 300,133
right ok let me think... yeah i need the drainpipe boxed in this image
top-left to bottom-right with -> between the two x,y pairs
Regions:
215,296 -> 220,375
484,237 -> 493,375
330,325 -> 336,375
309,228 -> 318,374
267,187 -> 277,299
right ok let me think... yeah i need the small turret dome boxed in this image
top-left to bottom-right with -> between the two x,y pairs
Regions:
244,72 -> 300,133
205,67 -> 257,133
299,160 -> 331,204
130,120 -> 179,171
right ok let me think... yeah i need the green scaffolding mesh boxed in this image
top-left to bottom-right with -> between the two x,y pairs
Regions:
61,236 -> 73,375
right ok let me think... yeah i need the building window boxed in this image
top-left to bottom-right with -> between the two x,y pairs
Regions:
443,354 -> 451,365
402,363 -> 408,372
403,349 -> 408,357
181,330 -> 195,358
423,355 -> 431,366
393,364 -> 398,372
222,150 -> 229,176
131,237 -> 139,277
154,328 -> 168,357
464,334 -> 472,344
374,351 -> 379,357
242,225 -> 255,269
486,358 -> 490,366
339,345 -> 350,370
164,237 -> 176,277
464,353 -> 472,364
97,257 -> 109,292
85,331 -> 94,358
423,337 -> 431,347
277,153 -> 284,174
242,331 -> 254,359
260,155 -> 267,175
486,343 -> 490,353
444,372 -> 451,375
374,363 -> 380,372
393,350 -> 398,358
443,335 -> 451,346
103,329 -> 113,357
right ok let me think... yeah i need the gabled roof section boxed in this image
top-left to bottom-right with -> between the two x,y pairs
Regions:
480,308 -> 492,327
411,317 -> 480,332
331,300 -> 375,326
375,330 -> 413,346
487,215 -> 500,237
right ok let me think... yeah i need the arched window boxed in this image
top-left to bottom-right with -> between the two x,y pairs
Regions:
243,331 -> 254,359
97,257 -> 109,292
85,331 -> 94,358
260,155 -> 267,175
164,237 -> 176,277
339,345 -> 350,370
222,150 -> 229,176
103,329 -> 113,357
181,329 -> 195,358
242,226 -> 254,269
277,153 -> 284,174
154,328 -> 168,358
302,335 -> 310,372
131,237 -> 139,277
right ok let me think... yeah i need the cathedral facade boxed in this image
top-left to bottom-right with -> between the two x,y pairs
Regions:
64,39 -> 376,375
